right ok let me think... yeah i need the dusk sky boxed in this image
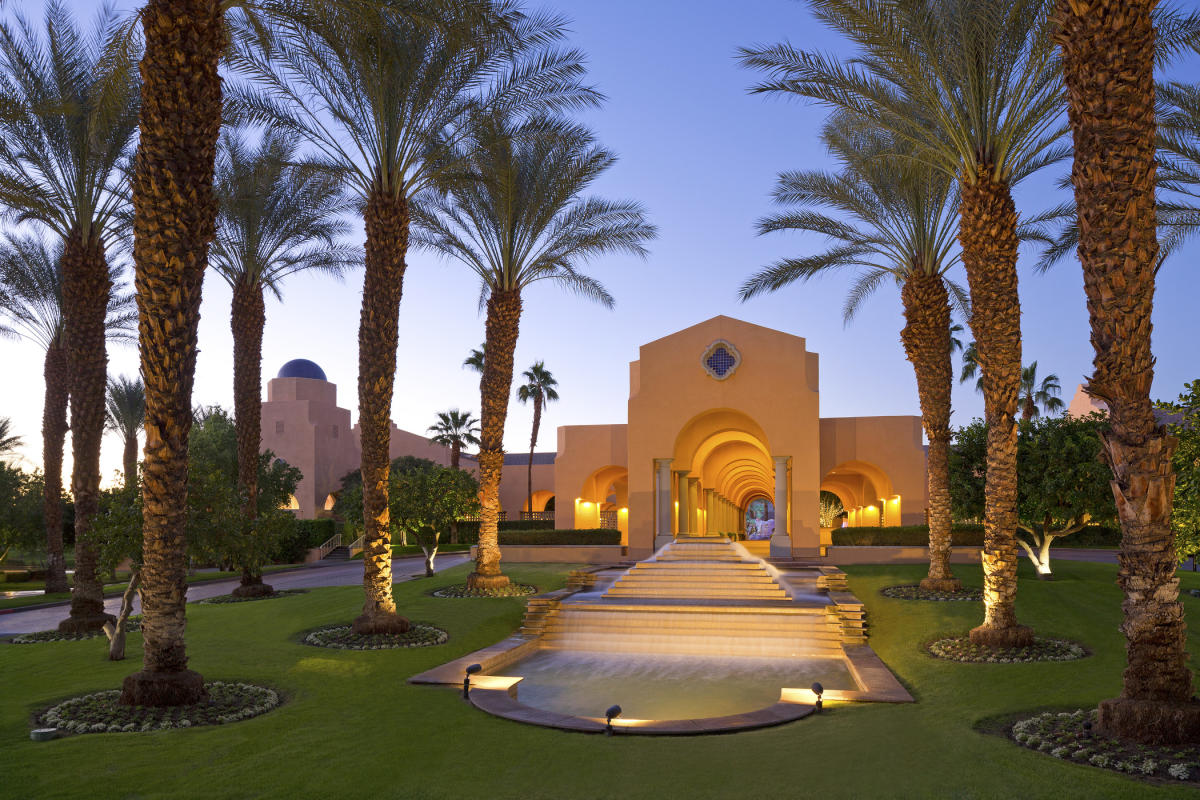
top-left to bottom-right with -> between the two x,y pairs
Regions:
5,0 -> 1199,486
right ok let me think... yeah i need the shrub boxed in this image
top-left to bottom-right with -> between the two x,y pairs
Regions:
452,518 -> 555,541
270,519 -> 335,564
456,528 -> 621,546
830,524 -> 1120,548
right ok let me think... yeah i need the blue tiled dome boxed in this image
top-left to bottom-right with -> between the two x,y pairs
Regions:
277,359 -> 327,381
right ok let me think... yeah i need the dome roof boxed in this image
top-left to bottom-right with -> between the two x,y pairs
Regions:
276,359 -> 327,381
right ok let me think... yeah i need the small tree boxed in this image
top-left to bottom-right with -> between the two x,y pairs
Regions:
951,414 -> 1116,578
0,462 -> 42,564
391,460 -> 480,577
91,486 -> 144,660
1161,380 -> 1200,568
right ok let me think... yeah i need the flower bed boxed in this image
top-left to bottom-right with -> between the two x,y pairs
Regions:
1011,710 -> 1200,784
302,621 -> 448,650
432,583 -> 537,598
880,584 -> 982,602
11,618 -> 142,644
927,636 -> 1087,663
38,682 -> 280,735
198,589 -> 308,605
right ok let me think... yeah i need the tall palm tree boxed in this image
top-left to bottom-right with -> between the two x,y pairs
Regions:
230,1 -> 598,628
105,375 -> 145,492
741,0 -> 1067,647
415,114 -> 655,589
1054,0 -> 1200,743
0,235 -> 134,594
517,361 -> 558,516
740,114 -> 965,592
211,127 -> 356,598
0,4 -> 139,626
427,409 -> 480,469
0,417 -> 20,459
1018,362 -> 1064,421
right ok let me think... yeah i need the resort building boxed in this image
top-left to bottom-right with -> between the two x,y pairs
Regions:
263,316 -> 928,559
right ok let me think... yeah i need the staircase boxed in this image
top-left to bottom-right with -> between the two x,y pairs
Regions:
603,538 -> 788,600
322,545 -> 351,562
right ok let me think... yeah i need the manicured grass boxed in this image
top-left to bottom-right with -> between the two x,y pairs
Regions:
3,560 -> 1200,799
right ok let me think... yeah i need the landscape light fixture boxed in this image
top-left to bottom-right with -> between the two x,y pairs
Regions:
811,682 -> 824,713
463,664 -> 482,699
605,704 -> 622,736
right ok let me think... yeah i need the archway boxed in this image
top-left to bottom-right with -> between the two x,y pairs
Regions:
522,490 -> 555,514
820,460 -> 899,527
576,465 -> 628,536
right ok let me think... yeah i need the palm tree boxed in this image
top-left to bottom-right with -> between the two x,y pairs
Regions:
741,0 -> 1067,647
427,409 -> 480,469
0,417 -> 20,459
1018,362 -> 1064,421
0,3 -> 140,625
211,128 -> 356,598
0,235 -> 134,595
415,114 -> 655,589
740,114 -> 965,592
517,362 -> 559,517
105,375 -> 145,491
229,1 -> 599,627
1053,0 -> 1200,743
464,344 -> 486,395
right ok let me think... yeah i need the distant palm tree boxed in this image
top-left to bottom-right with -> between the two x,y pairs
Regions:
0,1 -> 140,632
1019,362 -> 1064,421
415,114 -> 655,589
740,113 -> 965,592
1053,1 -> 1200,741
0,417 -> 21,459
105,375 -> 145,492
211,128 -> 356,598
229,0 -> 601,628
517,362 -> 559,517
742,0 -> 1066,647
464,345 -> 486,395
427,409 -> 480,470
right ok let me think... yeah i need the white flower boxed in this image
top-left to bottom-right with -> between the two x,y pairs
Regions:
1168,764 -> 1190,780
1089,754 -> 1110,768
1051,747 -> 1069,759
1137,759 -> 1157,775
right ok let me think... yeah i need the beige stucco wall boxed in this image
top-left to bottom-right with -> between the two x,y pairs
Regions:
819,416 -> 928,525
498,459 -> 556,520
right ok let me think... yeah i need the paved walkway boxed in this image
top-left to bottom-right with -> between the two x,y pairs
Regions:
0,554 -> 470,636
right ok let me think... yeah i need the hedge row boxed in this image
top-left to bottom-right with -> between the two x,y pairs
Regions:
466,528 -> 621,546
453,518 -> 556,539
830,524 -> 1121,548
271,518 -> 338,564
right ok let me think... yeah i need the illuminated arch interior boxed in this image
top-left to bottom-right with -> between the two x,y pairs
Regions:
821,460 -> 899,526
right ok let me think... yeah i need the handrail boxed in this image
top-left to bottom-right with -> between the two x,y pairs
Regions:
347,535 -> 365,558
315,533 -> 342,560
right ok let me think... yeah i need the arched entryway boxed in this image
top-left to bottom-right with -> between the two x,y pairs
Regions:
576,465 -> 628,537
820,459 -> 900,526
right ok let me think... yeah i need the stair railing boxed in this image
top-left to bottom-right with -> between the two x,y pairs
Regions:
315,533 -> 342,560
347,534 -> 366,558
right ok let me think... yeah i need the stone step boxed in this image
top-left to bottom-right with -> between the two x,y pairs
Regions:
540,634 -> 844,658
615,573 -> 777,584
544,619 -> 839,637
604,587 -> 790,599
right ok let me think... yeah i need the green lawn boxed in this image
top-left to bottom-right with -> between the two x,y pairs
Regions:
3,560 -> 1200,799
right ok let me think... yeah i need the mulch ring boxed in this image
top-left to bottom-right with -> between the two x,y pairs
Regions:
37,682 -> 282,735
431,583 -> 538,599
880,584 -> 982,602
198,589 -> 308,605
1009,709 -> 1200,785
10,617 -> 142,644
301,621 -> 448,650
927,635 -> 1088,663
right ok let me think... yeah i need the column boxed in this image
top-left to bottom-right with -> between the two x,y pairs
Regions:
676,471 -> 689,534
771,455 -> 791,558
687,477 -> 700,536
704,489 -> 716,536
654,458 -> 673,551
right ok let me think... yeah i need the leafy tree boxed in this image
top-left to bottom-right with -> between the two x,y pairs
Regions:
415,113 -> 654,591
819,491 -> 845,529
1019,361 -> 1065,421
230,0 -> 599,633
950,414 -> 1116,577
739,112 -> 965,592
105,375 -> 145,491
210,127 -> 356,596
427,409 -> 480,469
0,1 -> 141,634
517,362 -> 559,517
390,460 -> 480,577
1161,381 -> 1200,569
0,462 -> 42,564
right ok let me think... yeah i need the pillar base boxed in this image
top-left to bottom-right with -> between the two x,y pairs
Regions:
769,533 -> 792,559
653,534 -> 674,554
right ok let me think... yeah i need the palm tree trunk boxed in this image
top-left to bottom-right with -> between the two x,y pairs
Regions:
41,342 -> 69,594
119,0 -> 223,707
1056,0 -> 1199,743
58,230 -> 113,634
352,188 -> 410,635
527,397 -> 540,518
468,288 -> 521,591
450,441 -> 460,470
959,171 -> 1033,648
900,270 -> 960,592
120,432 -> 138,491
1021,396 -> 1035,422
230,280 -> 272,598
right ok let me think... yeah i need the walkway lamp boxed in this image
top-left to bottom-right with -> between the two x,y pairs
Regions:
605,704 -> 622,736
811,682 -> 824,713
463,664 -> 482,699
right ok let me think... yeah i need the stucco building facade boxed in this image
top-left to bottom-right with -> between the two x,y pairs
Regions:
262,316 -> 928,559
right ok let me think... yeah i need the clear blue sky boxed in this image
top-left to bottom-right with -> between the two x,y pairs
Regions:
5,0 -> 1199,485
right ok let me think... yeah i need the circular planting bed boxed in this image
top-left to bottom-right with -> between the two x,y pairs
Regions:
431,583 -> 537,598
10,618 -> 142,644
302,621 -> 448,650
927,635 -> 1087,663
38,682 -> 281,735
1011,710 -> 1200,784
198,589 -> 308,605
880,584 -> 982,602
